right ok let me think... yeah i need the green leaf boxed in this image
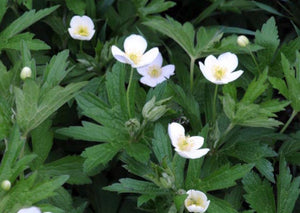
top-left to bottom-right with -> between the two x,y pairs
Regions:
0,0 -> 7,23
255,158 -> 275,183
192,0 -> 222,25
0,173 -> 69,213
15,81 -> 87,135
207,195 -> 238,213
198,164 -> 254,191
0,6 -> 59,40
243,172 -> 276,213
172,154 -> 186,188
255,17 -> 279,68
276,158 -> 300,213
125,142 -> 151,164
103,178 -> 168,195
137,0 -> 176,16
0,96 -> 11,140
66,0 -> 86,15
269,76 -> 289,98
56,121 -> 125,142
253,1 -> 284,17
31,119 -> 53,169
81,143 -> 121,173
38,156 -> 91,185
152,123 -> 172,164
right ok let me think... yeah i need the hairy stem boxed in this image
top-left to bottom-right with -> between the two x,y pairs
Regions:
280,110 -> 297,134
190,57 -> 195,91
126,67 -> 134,118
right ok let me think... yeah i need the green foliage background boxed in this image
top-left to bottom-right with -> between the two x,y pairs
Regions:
0,0 -> 299,212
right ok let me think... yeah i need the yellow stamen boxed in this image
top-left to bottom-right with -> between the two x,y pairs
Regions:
148,66 -> 162,78
76,26 -> 89,36
177,136 -> 192,151
186,197 -> 205,208
213,65 -> 227,80
127,53 -> 142,65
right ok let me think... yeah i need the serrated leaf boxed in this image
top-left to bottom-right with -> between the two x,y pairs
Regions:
66,0 -> 86,15
81,143 -> 121,173
198,164 -> 254,191
242,172 -> 276,213
277,158 -> 300,213
0,96 -> 11,140
103,178 -> 168,195
38,156 -> 91,185
138,0 -> 176,16
172,154 -> 186,188
255,158 -> 275,183
152,123 -> 172,164
207,195 -> 238,213
125,142 -> 151,164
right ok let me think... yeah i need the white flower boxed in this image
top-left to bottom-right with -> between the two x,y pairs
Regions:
198,52 -> 243,85
68,15 -> 95,40
111,34 -> 159,68
20,66 -> 32,80
137,52 -> 175,87
17,207 -> 41,213
168,122 -> 209,159
185,190 -> 210,213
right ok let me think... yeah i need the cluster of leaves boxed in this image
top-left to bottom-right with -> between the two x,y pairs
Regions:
0,0 -> 299,213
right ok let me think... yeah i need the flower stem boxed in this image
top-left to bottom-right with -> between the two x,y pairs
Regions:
214,123 -> 235,148
126,67 -> 134,118
212,84 -> 219,122
80,41 -> 83,53
247,46 -> 260,74
280,110 -> 297,134
190,57 -> 195,91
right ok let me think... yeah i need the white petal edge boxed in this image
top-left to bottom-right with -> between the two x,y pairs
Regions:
168,122 -> 185,147
199,61 -> 215,83
137,47 -> 159,68
140,76 -> 158,87
162,64 -> 175,78
124,34 -> 147,54
17,207 -> 41,213
217,52 -> 238,72
111,45 -> 130,64
223,70 -> 244,84
187,136 -> 204,149
176,148 -> 210,159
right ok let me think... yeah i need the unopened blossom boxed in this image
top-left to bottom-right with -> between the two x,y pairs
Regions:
185,190 -> 210,213
168,122 -> 209,159
20,66 -> 32,80
17,207 -> 41,213
137,52 -> 175,87
1,180 -> 11,191
237,35 -> 249,47
68,15 -> 95,40
111,34 -> 159,68
198,52 -> 243,85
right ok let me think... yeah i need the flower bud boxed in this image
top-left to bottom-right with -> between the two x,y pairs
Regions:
125,118 -> 140,135
20,66 -> 32,80
1,180 -> 11,191
159,172 -> 174,189
142,96 -> 171,122
237,35 -> 249,47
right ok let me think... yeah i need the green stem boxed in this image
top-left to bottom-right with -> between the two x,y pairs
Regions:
280,110 -> 297,134
247,46 -> 260,74
190,57 -> 195,91
19,135 -> 27,180
126,67 -> 134,118
80,41 -> 83,53
212,84 -> 219,122
214,123 -> 235,148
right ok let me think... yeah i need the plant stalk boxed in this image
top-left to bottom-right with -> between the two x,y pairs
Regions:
190,57 -> 195,91
126,67 -> 134,118
280,110 -> 297,134
212,84 -> 219,122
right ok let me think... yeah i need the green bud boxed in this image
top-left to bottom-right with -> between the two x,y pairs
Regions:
125,118 -> 140,135
142,96 -> 171,122
237,35 -> 249,47
1,180 -> 11,191
20,66 -> 32,80
159,172 -> 174,189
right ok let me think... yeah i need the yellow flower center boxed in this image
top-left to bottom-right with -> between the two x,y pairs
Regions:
213,65 -> 227,80
177,135 -> 192,151
76,26 -> 89,36
186,197 -> 205,208
127,53 -> 142,65
148,66 -> 162,78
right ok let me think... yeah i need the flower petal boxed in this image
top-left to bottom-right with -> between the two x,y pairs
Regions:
111,45 -> 130,64
124,34 -> 147,54
186,205 -> 205,213
162,65 -> 175,79
223,70 -> 244,84
137,66 -> 149,76
140,76 -> 159,87
70,16 -> 82,28
17,207 -> 41,213
199,61 -> 215,83
137,47 -> 159,68
218,52 -> 238,72
176,148 -> 210,159
168,122 -> 185,147
81,15 -> 95,29
151,52 -> 163,67
188,136 -> 204,149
